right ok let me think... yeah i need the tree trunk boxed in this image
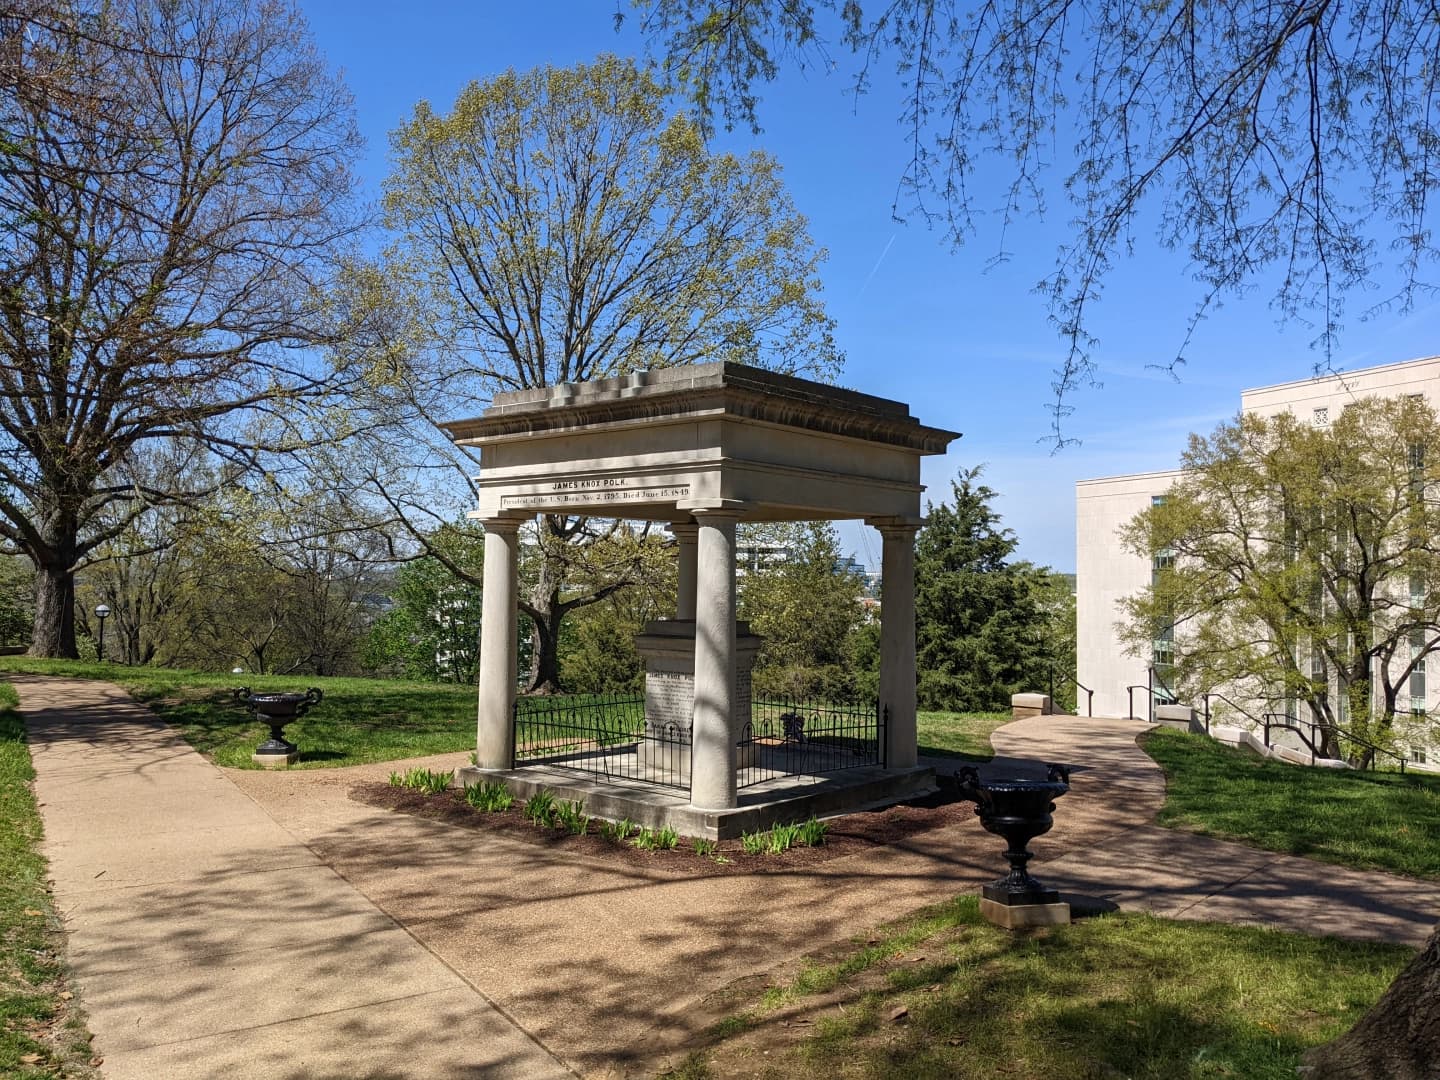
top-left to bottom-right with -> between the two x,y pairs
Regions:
1301,922 -> 1440,1078
526,543 -> 565,694
527,604 -> 563,694
29,561 -> 78,658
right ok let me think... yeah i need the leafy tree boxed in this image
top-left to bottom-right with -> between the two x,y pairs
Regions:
157,543 -> 379,678
358,54 -> 840,691
737,521 -> 866,700
631,1 -> 1440,435
0,0 -> 364,656
0,556 -> 32,647
559,532 -> 676,694
1120,396 -> 1440,761
364,557 -> 483,683
74,445 -> 231,665
1033,571 -> 1078,713
914,467 -> 1061,711
80,480 -> 385,675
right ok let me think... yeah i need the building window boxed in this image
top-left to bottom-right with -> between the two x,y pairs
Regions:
1413,748 -> 1428,765
1313,406 -> 1329,425
1411,630 -> 1428,715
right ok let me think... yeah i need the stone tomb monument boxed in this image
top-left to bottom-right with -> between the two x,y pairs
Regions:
633,618 -> 763,777
441,361 -> 958,836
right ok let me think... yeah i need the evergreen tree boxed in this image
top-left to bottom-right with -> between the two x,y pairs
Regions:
914,467 -> 1064,711
739,522 -> 866,700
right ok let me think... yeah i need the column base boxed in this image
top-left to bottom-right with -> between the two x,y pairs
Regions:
979,897 -> 1071,930
252,750 -> 299,768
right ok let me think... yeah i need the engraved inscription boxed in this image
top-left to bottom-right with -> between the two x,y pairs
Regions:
644,669 -> 694,737
503,484 -> 689,508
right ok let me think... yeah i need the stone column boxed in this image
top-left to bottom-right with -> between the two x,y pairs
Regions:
875,520 -> 922,770
690,510 -> 739,809
476,517 -> 523,770
668,521 -> 699,620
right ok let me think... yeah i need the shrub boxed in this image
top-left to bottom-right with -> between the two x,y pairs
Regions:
522,789 -> 557,826
554,799 -> 590,835
600,817 -> 636,842
463,781 -> 514,812
766,821 -> 802,854
398,767 -> 451,794
797,815 -> 828,846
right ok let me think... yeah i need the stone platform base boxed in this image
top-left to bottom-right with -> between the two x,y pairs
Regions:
979,897 -> 1071,929
252,751 -> 298,768
457,764 -> 935,840
1010,692 -> 1053,719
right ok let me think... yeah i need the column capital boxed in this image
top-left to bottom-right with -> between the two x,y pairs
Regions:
666,520 -> 700,539
473,514 -> 529,535
679,497 -> 748,517
868,516 -> 924,537
687,505 -> 745,524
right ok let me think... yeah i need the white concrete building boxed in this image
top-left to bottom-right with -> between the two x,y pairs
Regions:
1076,355 -> 1440,768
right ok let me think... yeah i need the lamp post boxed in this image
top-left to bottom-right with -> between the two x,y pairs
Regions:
94,604 -> 110,662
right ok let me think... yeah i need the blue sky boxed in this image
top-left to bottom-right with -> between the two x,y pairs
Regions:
302,1 -> 1440,572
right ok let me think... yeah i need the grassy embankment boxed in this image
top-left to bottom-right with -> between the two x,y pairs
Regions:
658,722 -> 1438,1077
1141,726 -> 1440,880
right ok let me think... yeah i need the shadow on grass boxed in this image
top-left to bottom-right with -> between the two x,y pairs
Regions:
1140,727 -> 1440,879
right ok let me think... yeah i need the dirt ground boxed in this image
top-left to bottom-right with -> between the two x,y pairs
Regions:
352,780 -> 983,877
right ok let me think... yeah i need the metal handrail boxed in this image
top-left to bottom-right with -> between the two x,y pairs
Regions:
1199,691 -> 1262,735
1047,670 -> 1095,717
1126,667 -> 1180,724
1125,685 -> 1149,722
1149,666 -> 1178,706
1261,712 -> 1408,773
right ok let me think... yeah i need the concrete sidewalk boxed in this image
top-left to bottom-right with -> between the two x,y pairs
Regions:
988,718 -> 1440,947
17,675 -> 574,1080
17,675 -> 1440,1078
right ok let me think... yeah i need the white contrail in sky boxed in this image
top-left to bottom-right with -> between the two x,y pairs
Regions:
857,233 -> 897,297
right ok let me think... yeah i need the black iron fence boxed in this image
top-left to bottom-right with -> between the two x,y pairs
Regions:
737,698 -> 886,789
510,694 -> 889,793
511,694 -> 692,793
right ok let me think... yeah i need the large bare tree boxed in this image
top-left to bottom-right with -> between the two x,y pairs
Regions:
0,0 -> 363,656
360,55 -> 840,692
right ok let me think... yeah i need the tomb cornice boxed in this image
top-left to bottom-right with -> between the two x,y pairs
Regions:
441,362 -> 959,454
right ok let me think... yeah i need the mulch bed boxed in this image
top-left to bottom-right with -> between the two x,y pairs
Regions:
350,781 -> 978,875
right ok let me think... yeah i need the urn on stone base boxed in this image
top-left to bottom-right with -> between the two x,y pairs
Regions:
234,687 -> 323,767
954,763 -> 1072,928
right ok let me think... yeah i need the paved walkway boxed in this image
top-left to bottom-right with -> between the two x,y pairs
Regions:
17,676 -> 1440,1079
18,676 -> 574,1080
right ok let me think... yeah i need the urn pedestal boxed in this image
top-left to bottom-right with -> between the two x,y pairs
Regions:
955,764 -> 1073,929
234,687 -> 323,767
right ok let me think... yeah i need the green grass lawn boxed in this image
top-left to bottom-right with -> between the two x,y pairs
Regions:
663,895 -> 1412,1080
1141,726 -> 1440,880
0,657 -> 479,769
0,683 -> 96,1077
916,710 -> 1009,760
0,658 -> 1017,772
